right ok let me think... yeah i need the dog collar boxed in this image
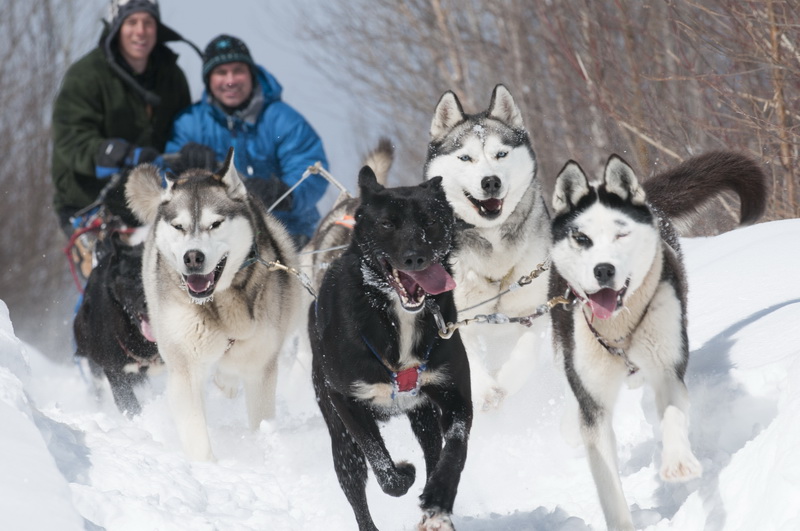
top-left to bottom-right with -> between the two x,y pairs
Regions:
115,337 -> 163,369
570,285 -> 647,376
239,242 -> 260,270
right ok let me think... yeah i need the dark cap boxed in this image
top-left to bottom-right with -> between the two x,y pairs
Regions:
202,34 -> 256,83
106,0 -> 161,39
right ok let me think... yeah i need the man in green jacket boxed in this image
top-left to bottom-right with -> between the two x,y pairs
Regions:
51,0 -> 196,233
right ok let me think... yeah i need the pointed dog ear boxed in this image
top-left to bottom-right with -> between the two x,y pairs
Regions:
424,175 -> 444,190
487,84 -> 525,130
430,90 -> 466,142
216,147 -> 247,199
604,154 -> 646,205
126,163 -> 164,225
357,165 -> 382,198
552,160 -> 590,215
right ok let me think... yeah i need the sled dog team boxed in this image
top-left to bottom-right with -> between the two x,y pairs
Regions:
120,84 -> 767,530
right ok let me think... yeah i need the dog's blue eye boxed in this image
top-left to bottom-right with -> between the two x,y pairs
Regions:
458,154 -> 472,162
496,151 -> 507,159
172,224 -> 184,232
572,231 -> 591,247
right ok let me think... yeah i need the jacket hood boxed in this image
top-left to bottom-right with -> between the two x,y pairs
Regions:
99,19 -> 201,106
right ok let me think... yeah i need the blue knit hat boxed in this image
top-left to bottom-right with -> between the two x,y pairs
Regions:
203,35 -> 256,83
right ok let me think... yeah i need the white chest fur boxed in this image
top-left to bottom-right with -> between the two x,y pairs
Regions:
350,301 -> 445,410
453,226 -> 551,318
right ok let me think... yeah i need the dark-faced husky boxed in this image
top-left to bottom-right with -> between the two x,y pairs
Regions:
309,167 -> 472,530
74,234 -> 160,416
425,84 -> 551,410
125,149 -> 302,461
548,151 -> 767,530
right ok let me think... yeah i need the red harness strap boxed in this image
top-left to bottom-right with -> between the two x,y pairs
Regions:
362,334 -> 435,399
394,366 -> 424,394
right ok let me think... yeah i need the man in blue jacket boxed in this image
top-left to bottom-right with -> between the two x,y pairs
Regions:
166,34 -> 328,247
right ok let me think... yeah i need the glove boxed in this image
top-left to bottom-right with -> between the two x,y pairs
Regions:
125,146 -> 160,167
244,177 -> 293,211
95,139 -> 161,179
178,142 -> 218,172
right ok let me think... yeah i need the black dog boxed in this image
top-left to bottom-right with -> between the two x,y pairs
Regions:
309,167 -> 472,531
74,234 -> 160,416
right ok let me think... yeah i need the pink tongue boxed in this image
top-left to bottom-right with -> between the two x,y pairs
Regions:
482,198 -> 502,213
139,316 -> 156,342
186,273 -> 214,294
587,288 -> 618,320
405,263 -> 456,295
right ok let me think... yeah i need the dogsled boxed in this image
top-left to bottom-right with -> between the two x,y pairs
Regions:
64,173 -> 138,293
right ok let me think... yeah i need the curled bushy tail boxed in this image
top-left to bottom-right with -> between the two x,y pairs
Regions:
644,151 -> 768,226
361,137 -> 394,186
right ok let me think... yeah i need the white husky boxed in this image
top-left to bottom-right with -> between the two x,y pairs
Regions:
125,149 -> 302,461
425,84 -> 551,410
548,152 -> 766,530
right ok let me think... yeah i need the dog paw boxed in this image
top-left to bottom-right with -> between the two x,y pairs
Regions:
378,461 -> 416,497
213,373 -> 240,398
660,406 -> 702,482
418,508 -> 454,531
480,386 -> 507,411
660,450 -> 702,482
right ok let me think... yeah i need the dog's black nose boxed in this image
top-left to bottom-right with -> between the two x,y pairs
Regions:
594,263 -> 615,284
184,250 -> 205,270
402,252 -> 428,271
481,175 -> 502,195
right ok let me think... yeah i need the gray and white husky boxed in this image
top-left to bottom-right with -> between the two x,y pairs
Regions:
548,151 -> 766,530
301,138 -> 394,289
425,84 -> 551,410
125,149 -> 302,461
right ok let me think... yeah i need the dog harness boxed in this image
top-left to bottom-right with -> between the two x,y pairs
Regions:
569,285 -> 647,376
361,335 -> 435,399
115,337 -> 163,370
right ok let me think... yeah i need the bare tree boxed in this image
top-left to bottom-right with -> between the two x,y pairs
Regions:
0,0 -> 98,356
302,0 -> 799,224
665,0 -> 800,219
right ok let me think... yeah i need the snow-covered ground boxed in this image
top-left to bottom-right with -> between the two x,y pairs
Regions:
2,218 -> 799,530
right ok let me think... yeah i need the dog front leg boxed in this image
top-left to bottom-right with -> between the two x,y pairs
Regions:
242,353 -> 279,429
165,352 -> 214,461
105,369 -> 142,417
417,387 -> 472,530
314,379 -> 377,531
459,327 -> 504,411
408,401 -> 443,479
328,393 -> 416,497
495,322 -> 548,397
652,376 -> 702,482
581,411 -> 634,531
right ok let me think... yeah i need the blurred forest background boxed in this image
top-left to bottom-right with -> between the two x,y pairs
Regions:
2,0 -> 799,355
